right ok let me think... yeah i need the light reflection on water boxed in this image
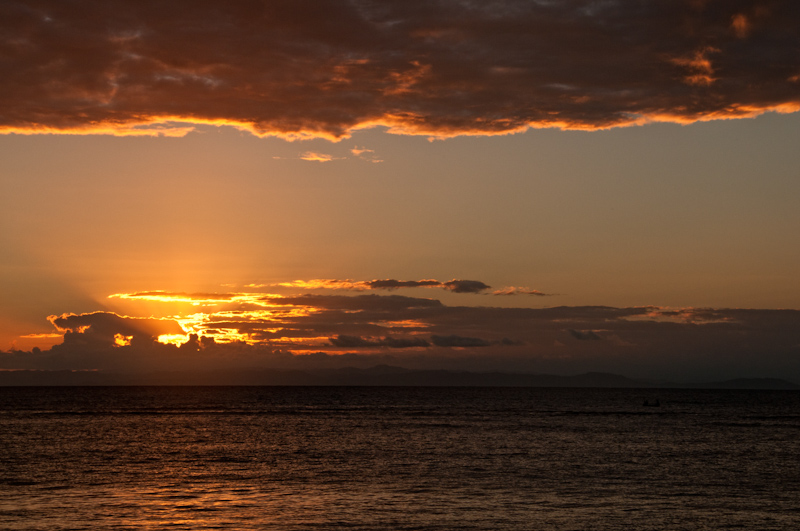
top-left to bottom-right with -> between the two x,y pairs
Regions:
1,387 -> 799,530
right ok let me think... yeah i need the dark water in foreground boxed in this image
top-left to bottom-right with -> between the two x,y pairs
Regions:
1,387 -> 799,530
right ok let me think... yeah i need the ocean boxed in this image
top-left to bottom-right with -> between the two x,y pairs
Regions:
1,386 -> 799,530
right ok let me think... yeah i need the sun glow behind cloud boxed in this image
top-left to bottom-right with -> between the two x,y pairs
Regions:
113,333 -> 133,347
35,278 -> 791,359
2,277 -> 800,382
98,285 -> 794,355
107,291 -> 324,347
101,281 -> 531,350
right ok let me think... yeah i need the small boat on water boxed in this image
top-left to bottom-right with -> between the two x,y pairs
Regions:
642,399 -> 660,407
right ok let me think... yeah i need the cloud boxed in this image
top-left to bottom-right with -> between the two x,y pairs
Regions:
110,291 -> 246,303
669,46 -> 719,87
492,286 -> 552,296
5,292 -> 800,382
351,146 -> 382,163
730,13 -> 751,38
366,279 -> 443,290
3,1 -> 799,140
279,279 -> 368,290
278,278 -> 491,293
49,312 -> 185,341
441,280 -> 492,294
299,151 -> 342,162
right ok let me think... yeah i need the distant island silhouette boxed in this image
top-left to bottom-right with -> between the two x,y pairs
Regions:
1,366 -> 797,389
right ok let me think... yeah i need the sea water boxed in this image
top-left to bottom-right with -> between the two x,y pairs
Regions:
1,386 -> 799,530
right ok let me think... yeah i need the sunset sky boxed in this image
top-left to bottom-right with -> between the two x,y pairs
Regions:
2,0 -> 800,382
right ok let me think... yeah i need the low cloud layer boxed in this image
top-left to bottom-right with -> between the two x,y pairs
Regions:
3,288 -> 800,382
2,0 -> 799,139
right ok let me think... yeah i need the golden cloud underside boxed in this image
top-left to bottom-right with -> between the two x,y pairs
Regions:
2,1 -> 799,139
4,289 -> 800,379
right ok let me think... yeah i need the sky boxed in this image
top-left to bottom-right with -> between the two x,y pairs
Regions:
2,0 -> 800,382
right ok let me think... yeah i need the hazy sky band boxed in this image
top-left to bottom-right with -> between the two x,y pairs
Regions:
3,0 -> 800,138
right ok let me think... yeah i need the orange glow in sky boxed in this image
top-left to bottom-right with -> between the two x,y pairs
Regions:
2,1 -> 800,383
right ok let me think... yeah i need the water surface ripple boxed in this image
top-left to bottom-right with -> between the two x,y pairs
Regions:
1,387 -> 798,530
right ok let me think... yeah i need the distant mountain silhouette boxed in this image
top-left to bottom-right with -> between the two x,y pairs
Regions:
1,366 -> 798,389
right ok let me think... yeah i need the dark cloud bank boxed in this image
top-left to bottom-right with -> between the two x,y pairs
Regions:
2,0 -> 799,138
2,293 -> 800,385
